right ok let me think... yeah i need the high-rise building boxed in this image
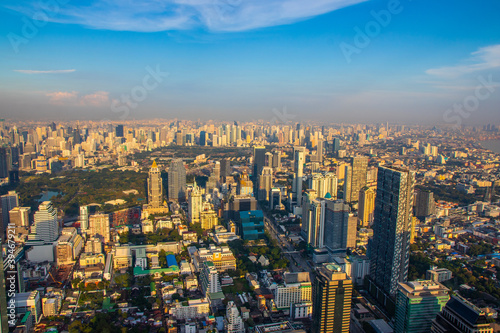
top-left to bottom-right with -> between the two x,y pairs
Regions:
358,186 -> 375,227
220,158 -> 231,180
293,147 -> 305,207
302,193 -> 323,248
312,263 -> 352,333
332,138 -> 340,154
316,140 -> 324,163
168,159 -> 186,201
415,190 -> 436,219
343,156 -> 368,203
188,183 -> 202,224
273,272 -> 312,311
200,261 -> 221,297
395,280 -> 450,333
0,147 -> 9,178
258,167 -> 273,201
80,205 -> 89,231
324,200 -> 351,252
88,213 -> 111,243
431,295 -> 493,333
148,160 -> 163,208
225,301 -> 245,333
115,124 -> 124,137
272,151 -> 282,170
199,130 -> 207,146
33,201 -> 59,242
253,146 -> 267,178
9,206 -> 30,228
1,190 -> 19,240
200,203 -> 218,230
369,166 -> 415,297
239,210 -> 265,240
302,194 -> 353,252
310,173 -> 338,199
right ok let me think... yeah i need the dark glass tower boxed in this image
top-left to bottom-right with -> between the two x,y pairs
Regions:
369,165 -> 415,296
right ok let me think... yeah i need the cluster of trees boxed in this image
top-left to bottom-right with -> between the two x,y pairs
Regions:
409,251 -> 500,304
228,237 -> 289,273
119,228 -> 182,245
15,169 -> 147,216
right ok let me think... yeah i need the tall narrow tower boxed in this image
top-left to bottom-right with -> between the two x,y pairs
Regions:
168,159 -> 186,201
148,160 -> 163,208
293,147 -> 305,207
343,156 -> 368,203
369,166 -> 415,297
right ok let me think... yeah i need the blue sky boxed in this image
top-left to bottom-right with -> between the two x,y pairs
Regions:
1,0 -> 499,125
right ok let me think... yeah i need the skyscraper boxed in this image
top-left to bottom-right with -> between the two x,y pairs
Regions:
33,201 -> 59,242
168,159 -> 186,201
88,213 -> 111,243
258,166 -> 273,201
148,160 -> 163,208
253,146 -> 266,178
369,166 -> 415,297
312,263 -> 352,333
220,158 -> 231,180
343,156 -> 368,203
316,140 -> 324,163
79,205 -> 89,231
324,200 -> 351,252
199,130 -> 207,146
188,183 -> 202,224
332,138 -> 340,154
395,280 -> 450,333
0,147 -> 9,179
1,191 -> 18,240
293,146 -> 305,207
115,124 -> 124,137
358,186 -> 375,227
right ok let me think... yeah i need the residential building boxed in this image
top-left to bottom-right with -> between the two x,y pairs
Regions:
88,213 -> 111,243
225,301 -> 245,333
358,186 -> 375,226
426,268 -> 453,283
200,261 -> 222,297
343,156 -> 368,203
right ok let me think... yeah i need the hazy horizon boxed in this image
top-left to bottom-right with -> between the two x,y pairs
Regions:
1,0 -> 500,126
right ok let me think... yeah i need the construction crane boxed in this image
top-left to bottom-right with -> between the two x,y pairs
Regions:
49,271 -> 62,286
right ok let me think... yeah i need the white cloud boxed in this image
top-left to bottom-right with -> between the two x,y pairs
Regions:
5,0 -> 367,32
426,44 -> 500,78
46,91 -> 110,107
13,69 -> 76,74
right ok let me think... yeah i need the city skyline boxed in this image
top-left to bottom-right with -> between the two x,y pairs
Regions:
0,0 -> 499,125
